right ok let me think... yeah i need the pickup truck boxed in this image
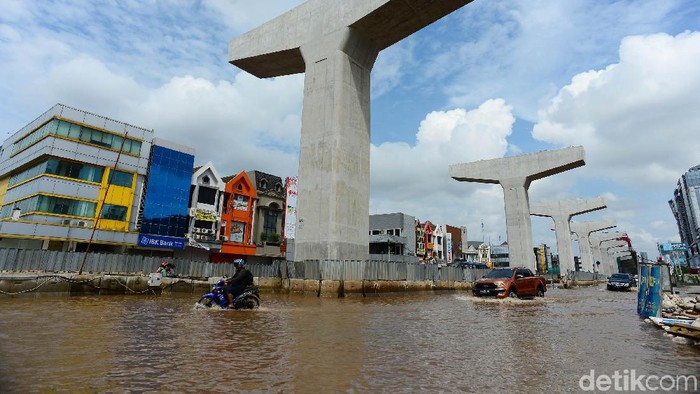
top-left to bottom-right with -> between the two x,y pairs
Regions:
472,267 -> 547,299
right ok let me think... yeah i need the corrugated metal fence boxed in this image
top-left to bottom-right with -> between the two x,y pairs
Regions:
0,249 -> 487,283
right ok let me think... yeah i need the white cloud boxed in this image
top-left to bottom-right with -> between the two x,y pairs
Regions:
22,52 -> 304,178
433,0 -> 686,122
532,31 -> 700,189
370,99 -> 514,237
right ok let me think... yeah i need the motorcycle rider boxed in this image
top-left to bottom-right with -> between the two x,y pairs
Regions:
156,261 -> 176,277
225,258 -> 254,309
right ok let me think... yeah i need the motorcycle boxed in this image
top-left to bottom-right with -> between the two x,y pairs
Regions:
196,278 -> 261,310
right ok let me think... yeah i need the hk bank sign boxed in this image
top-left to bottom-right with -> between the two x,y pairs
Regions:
138,234 -> 186,250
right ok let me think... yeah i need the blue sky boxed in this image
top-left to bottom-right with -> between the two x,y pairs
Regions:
2,0 -> 699,260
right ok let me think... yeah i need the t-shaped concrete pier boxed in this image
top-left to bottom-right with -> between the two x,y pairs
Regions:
570,220 -> 616,274
602,240 -> 629,273
450,146 -> 585,271
530,197 -> 606,276
229,0 -> 474,261
590,232 -> 627,274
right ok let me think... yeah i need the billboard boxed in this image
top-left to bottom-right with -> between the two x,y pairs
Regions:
446,233 -> 453,264
659,242 -> 688,267
284,177 -> 298,239
230,221 -> 245,243
659,242 -> 688,253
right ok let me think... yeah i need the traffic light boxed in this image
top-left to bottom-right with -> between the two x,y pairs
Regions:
574,256 -> 582,272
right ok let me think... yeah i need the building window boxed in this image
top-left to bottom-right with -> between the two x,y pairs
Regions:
39,195 -> 96,217
233,194 -> 249,211
372,230 -> 381,235
9,158 -> 105,187
194,220 -> 212,229
259,179 -> 268,189
101,204 -> 128,221
263,208 -> 277,235
9,161 -> 49,186
1,195 -> 97,218
222,192 -> 230,213
197,187 -> 217,205
275,183 -> 282,193
108,170 -> 133,187
12,119 -> 142,156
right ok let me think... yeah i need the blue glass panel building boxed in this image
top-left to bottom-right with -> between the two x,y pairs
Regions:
669,164 -> 700,266
139,138 -> 195,250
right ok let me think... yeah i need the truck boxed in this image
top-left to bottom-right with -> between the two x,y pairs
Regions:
472,267 -> 547,299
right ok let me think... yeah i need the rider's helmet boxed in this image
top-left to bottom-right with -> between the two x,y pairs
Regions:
160,261 -> 168,267
233,258 -> 246,268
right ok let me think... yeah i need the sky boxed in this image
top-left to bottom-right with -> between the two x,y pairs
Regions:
1,0 -> 699,261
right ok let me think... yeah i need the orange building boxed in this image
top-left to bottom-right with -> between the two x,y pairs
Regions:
218,171 -> 257,258
415,219 -> 436,261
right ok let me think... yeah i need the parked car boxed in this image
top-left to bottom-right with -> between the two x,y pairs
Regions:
472,267 -> 547,299
607,273 -> 634,291
453,260 -> 488,269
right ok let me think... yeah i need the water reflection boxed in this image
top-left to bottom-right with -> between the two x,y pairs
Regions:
0,286 -> 697,393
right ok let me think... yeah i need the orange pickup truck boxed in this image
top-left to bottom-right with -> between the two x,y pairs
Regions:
472,267 -> 547,299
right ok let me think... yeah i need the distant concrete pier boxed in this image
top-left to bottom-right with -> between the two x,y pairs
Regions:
531,197 -> 606,276
450,146 -> 586,271
570,221 -> 616,274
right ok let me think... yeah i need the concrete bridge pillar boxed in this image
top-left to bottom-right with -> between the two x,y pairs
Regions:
450,146 -> 586,272
530,197 -> 607,277
590,233 -> 627,275
229,0 -> 474,261
570,221 -> 616,275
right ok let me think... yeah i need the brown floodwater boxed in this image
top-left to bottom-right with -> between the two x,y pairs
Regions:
0,285 -> 698,393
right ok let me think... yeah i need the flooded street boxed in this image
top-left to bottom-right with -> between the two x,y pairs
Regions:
0,285 -> 698,393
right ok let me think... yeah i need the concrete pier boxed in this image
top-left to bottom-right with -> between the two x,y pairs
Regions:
591,233 -> 627,274
570,221 -> 616,274
229,0 -> 473,261
449,146 -> 585,271
530,197 -> 606,277
602,240 -> 629,273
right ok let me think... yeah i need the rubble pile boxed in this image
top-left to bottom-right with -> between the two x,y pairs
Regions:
661,293 -> 700,320
656,293 -> 700,344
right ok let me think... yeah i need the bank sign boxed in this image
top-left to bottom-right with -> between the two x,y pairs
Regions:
138,234 -> 186,250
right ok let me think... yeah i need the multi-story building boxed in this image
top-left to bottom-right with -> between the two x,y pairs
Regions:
433,224 -> 445,261
368,212 -> 417,262
415,220 -> 436,262
136,138 -> 195,255
491,243 -> 510,267
183,162 -> 226,260
534,243 -> 552,274
0,104 -> 153,252
219,171 -> 257,258
463,241 -> 482,262
247,170 -> 285,259
445,225 -> 465,263
669,165 -> 700,259
182,166 -> 287,263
